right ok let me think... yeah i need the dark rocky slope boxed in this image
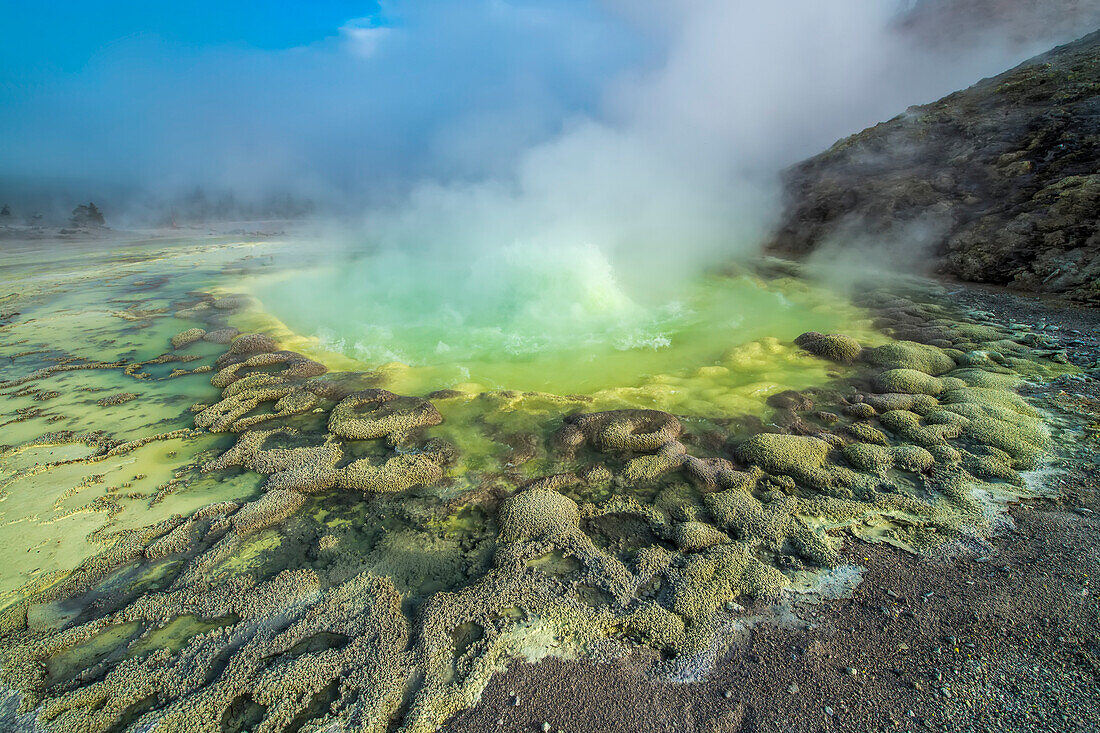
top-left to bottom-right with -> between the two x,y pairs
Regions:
770,29 -> 1100,303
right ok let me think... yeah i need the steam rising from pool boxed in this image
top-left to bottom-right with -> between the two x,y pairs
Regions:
268,243 -> 660,358
248,241 -> 875,397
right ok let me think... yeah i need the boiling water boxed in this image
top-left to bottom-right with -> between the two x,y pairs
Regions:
247,242 -> 879,402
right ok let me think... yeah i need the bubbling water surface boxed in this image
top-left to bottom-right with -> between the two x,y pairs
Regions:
247,242 -> 877,398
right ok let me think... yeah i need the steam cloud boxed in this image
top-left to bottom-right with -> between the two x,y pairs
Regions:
2,0 -> 1093,287
355,0 -> 1090,295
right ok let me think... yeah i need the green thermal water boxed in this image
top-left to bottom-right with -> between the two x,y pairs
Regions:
0,237 -> 269,603
246,245 -> 881,404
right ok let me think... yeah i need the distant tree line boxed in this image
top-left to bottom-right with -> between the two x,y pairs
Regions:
0,187 -> 315,228
0,203 -> 40,225
70,202 -> 106,227
160,187 -> 315,226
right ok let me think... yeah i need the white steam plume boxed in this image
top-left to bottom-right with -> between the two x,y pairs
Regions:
354,0 -> 1079,298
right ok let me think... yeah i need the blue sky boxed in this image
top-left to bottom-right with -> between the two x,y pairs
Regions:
0,2 -> 378,74
0,1 -> 645,202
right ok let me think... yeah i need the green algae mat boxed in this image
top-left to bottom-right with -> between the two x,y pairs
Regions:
0,236 -> 1069,732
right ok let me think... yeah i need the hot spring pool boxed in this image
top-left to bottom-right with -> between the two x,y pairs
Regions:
244,243 -> 881,409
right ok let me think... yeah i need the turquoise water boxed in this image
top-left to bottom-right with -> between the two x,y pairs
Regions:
247,243 -> 878,396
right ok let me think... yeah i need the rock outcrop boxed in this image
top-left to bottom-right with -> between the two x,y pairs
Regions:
770,29 -> 1100,303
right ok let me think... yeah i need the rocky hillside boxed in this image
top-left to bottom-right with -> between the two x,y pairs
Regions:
769,29 -> 1100,303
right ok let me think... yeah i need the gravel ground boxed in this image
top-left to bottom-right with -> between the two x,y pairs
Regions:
449,285 -> 1100,733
